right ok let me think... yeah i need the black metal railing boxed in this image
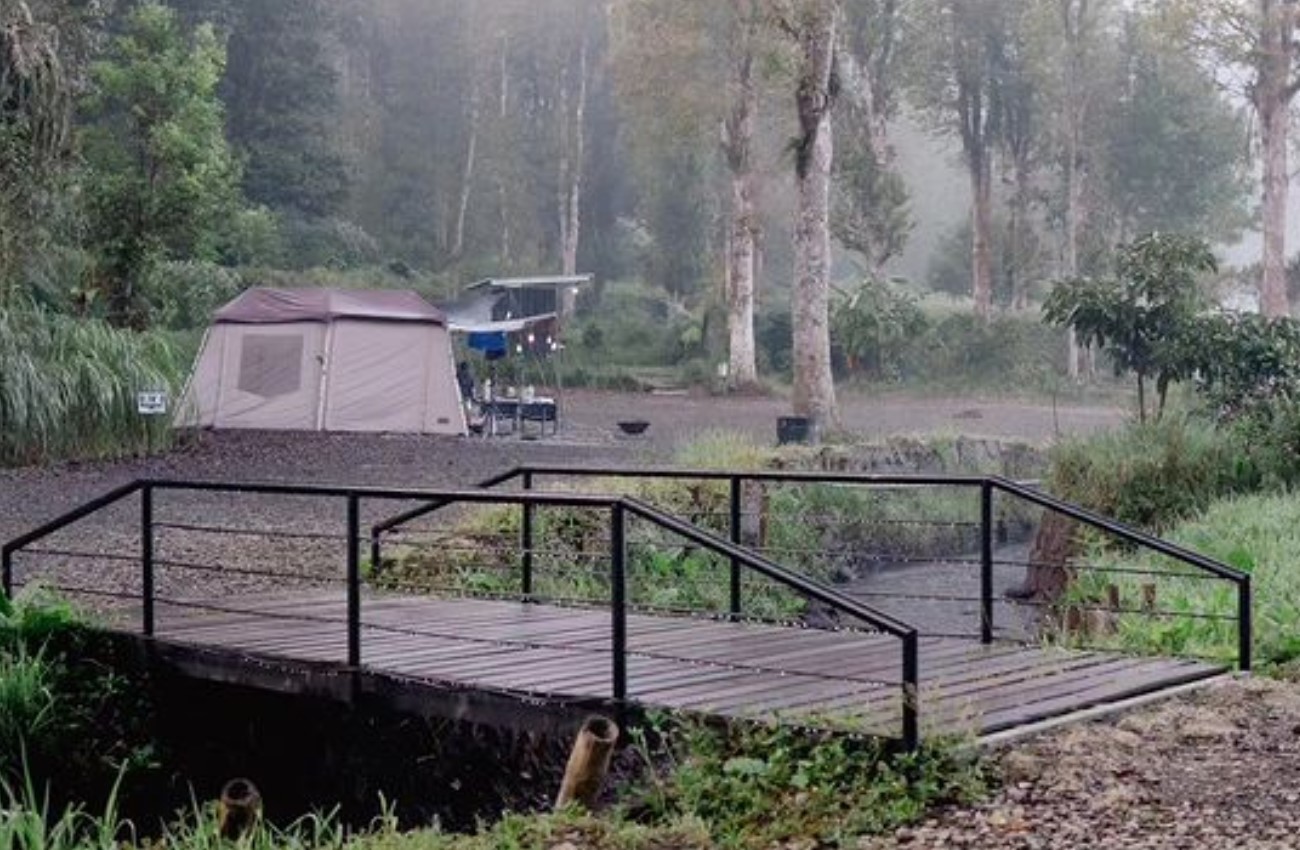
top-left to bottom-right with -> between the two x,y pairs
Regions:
370,464 -> 1253,671
2,478 -> 923,748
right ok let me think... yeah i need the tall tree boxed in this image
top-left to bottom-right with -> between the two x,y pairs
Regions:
0,0 -> 100,304
612,0 -> 766,384
81,2 -> 243,326
909,0 -> 1011,318
722,0 -> 762,388
556,1 -> 597,313
1171,0 -> 1300,316
779,0 -> 840,429
833,0 -> 911,277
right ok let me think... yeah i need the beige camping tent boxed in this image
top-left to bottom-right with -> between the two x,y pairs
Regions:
176,288 -> 466,434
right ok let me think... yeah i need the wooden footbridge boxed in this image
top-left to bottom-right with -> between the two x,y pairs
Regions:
2,467 -> 1250,749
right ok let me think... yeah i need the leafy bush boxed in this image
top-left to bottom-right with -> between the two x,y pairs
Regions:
1044,233 -> 1216,419
0,592 -> 157,799
1187,312 -> 1300,419
0,307 -> 184,466
630,719 -> 983,848
831,279 -> 928,380
902,311 -> 1068,390
1047,417 -> 1257,531
279,215 -> 382,270
1048,413 -> 1300,532
140,261 -> 244,331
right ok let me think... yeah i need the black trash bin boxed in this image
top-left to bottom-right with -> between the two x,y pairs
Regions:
777,416 -> 816,445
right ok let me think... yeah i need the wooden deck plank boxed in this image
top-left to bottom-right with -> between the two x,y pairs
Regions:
148,592 -> 1226,739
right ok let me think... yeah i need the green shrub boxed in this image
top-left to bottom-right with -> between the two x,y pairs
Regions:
831,279 -> 928,381
630,719 -> 983,848
901,311 -> 1068,391
0,307 -> 183,466
1047,417 -> 1261,531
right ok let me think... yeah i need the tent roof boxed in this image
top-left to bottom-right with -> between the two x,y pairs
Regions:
214,288 -> 446,325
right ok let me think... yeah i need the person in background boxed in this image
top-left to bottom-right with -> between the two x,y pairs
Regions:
456,360 -> 476,403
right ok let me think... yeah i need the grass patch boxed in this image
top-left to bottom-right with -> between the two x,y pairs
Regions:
0,716 -> 983,850
0,307 -> 185,466
1064,492 -> 1300,667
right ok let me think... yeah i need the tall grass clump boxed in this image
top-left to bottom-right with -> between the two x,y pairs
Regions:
1085,492 -> 1300,668
1047,416 -> 1263,531
0,306 -> 184,466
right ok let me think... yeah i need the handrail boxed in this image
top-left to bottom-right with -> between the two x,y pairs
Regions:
459,464 -> 1252,670
2,477 -> 923,748
2,480 -> 145,597
622,498 -> 916,639
513,463 -> 987,488
988,477 -> 1249,583
371,467 -> 525,536
621,496 -> 919,748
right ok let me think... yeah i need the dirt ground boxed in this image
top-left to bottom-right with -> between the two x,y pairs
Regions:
865,677 -> 1300,850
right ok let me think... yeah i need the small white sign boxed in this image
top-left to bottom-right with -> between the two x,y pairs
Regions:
137,391 -> 168,415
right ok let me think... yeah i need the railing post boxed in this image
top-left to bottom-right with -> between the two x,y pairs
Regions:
522,471 -> 535,600
1,547 -> 12,601
346,493 -> 361,668
980,481 -> 994,644
610,503 -> 628,705
729,476 -> 742,620
902,631 -> 919,751
369,530 -> 383,580
141,483 -> 154,637
1239,574 -> 1252,672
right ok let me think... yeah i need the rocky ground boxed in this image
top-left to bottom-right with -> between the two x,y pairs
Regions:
866,677 -> 1300,850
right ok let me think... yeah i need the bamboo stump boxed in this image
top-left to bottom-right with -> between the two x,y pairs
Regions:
217,778 -> 262,840
555,716 -> 619,810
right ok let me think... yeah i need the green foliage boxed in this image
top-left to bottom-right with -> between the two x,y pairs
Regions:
831,279 -> 927,380
0,646 -> 55,761
630,719 -> 984,848
1047,417 -> 1260,532
1185,313 -> 1300,419
1044,233 -> 1216,420
0,591 -> 157,798
902,310 -> 1069,391
832,141 -> 912,271
81,2 -> 247,326
0,306 -> 182,465
1082,493 -> 1300,668
1099,15 -> 1250,241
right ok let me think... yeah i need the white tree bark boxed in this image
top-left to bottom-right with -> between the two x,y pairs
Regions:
497,31 -> 512,265
723,12 -> 759,389
451,73 -> 480,260
791,1 -> 839,431
1258,0 -> 1294,317
970,152 -> 994,318
557,18 -> 590,315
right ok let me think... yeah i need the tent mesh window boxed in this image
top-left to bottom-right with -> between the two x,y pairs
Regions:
238,335 -> 305,397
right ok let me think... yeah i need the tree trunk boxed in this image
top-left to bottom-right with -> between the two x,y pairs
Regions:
724,36 -> 759,390
497,32 -> 512,266
451,75 -> 480,260
1060,0 -> 1092,379
970,155 -> 994,318
791,2 -> 840,432
1259,83 -> 1291,317
557,20 -> 590,316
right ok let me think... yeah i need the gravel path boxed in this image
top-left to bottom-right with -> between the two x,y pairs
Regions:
865,677 -> 1300,849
